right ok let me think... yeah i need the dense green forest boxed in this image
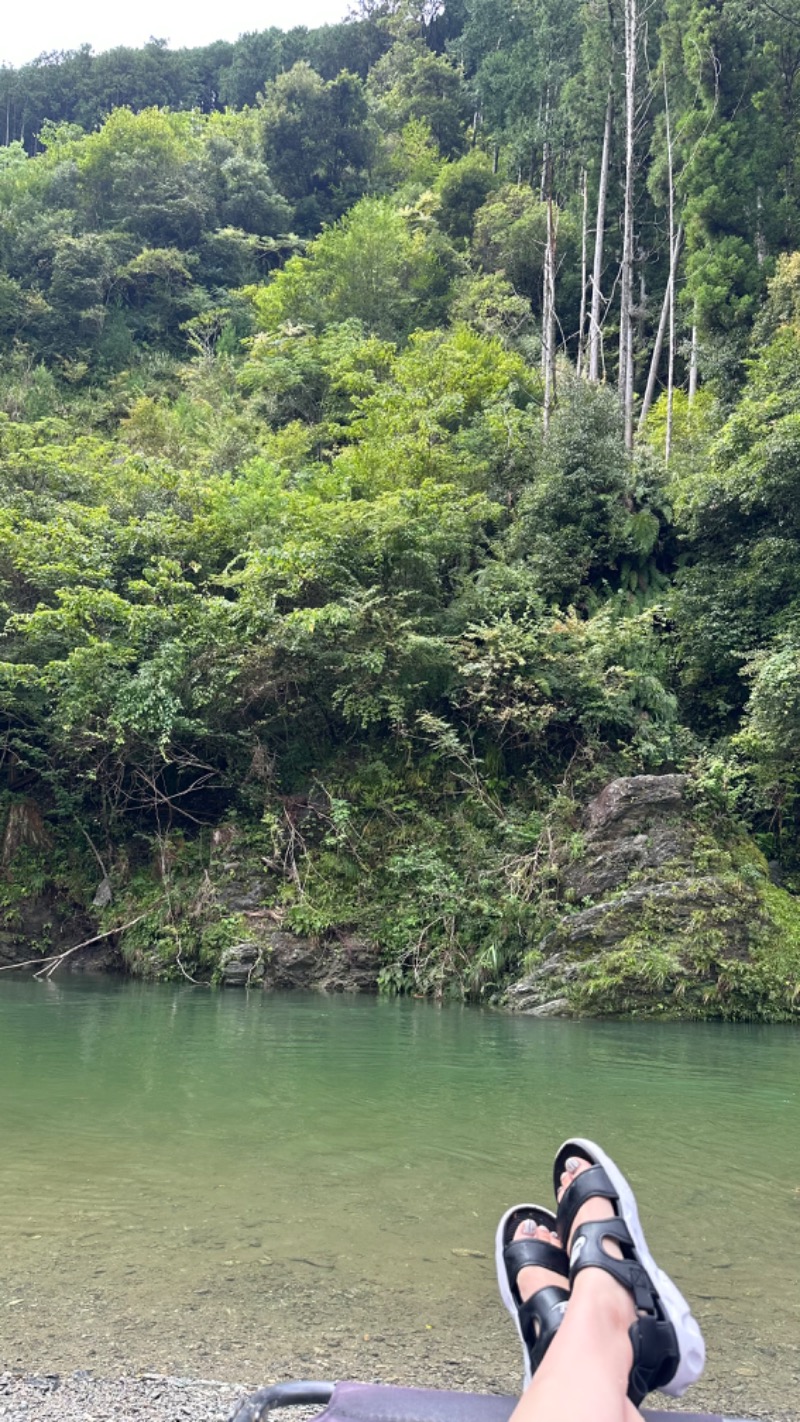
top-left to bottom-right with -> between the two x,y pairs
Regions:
3,0 -> 800,1014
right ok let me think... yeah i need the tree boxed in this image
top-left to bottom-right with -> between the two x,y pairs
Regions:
293,19 -> 392,80
472,184 -> 549,303
736,635 -> 800,840
217,30 -> 285,108
260,63 -> 375,231
460,0 -> 582,186
618,0 -> 638,448
504,377 -> 639,604
247,196 -> 459,341
366,38 -> 470,157
117,246 -> 201,347
662,0 -> 792,386
434,149 -> 496,240
70,108 -> 211,246
472,181 -> 580,333
671,310 -> 800,727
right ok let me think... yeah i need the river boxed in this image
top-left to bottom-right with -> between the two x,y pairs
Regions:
0,979 -> 798,1417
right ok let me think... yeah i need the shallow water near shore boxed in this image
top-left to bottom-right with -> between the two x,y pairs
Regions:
0,979 -> 798,1416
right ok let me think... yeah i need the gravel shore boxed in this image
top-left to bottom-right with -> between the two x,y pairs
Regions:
7,1367 -> 800,1422
1,1369 -> 796,1422
0,1371 -> 259,1422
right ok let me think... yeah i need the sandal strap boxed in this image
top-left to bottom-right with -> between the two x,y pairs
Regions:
556,1163 -> 618,1245
504,1238 -> 570,1295
518,1285 -> 570,1374
628,1316 -> 680,1405
568,1218 -> 659,1314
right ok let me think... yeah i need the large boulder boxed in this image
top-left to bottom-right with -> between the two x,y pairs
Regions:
561,774 -> 693,900
219,941 -> 266,986
260,927 -> 378,993
507,775 -> 800,1020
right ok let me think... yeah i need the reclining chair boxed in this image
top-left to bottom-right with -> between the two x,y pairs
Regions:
229,1378 -> 743,1422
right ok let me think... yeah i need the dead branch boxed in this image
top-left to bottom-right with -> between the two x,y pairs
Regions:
175,946 -> 208,985
77,823 -> 111,883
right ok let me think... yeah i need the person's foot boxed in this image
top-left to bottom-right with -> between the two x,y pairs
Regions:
497,1205 -> 571,1381
511,1217 -> 569,1317
557,1157 -> 637,1328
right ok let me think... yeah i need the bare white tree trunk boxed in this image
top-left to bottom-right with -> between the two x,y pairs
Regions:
542,192 -> 558,434
664,73 -> 677,466
588,87 -> 613,384
619,0 -> 637,448
539,86 -> 551,200
639,68 -> 681,449
638,225 -> 683,431
688,321 -> 698,405
577,168 -> 589,377
756,190 -> 767,266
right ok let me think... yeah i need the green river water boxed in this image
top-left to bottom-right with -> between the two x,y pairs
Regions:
0,978 -> 798,1416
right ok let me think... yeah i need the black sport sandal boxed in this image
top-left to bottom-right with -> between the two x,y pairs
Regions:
553,1138 -> 706,1405
495,1203 -> 570,1388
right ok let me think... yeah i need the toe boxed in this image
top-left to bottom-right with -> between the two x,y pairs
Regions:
513,1219 -> 557,1244
557,1157 -> 591,1203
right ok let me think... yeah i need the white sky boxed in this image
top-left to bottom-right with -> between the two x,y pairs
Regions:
1,0 -> 351,68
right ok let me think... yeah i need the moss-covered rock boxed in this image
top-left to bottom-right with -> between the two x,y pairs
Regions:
506,775 -> 800,1020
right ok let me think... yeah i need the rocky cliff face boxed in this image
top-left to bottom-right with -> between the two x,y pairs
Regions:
195,836 -> 380,992
217,925 -> 379,992
0,797 -> 115,972
0,896 -> 120,973
506,774 -> 800,1019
